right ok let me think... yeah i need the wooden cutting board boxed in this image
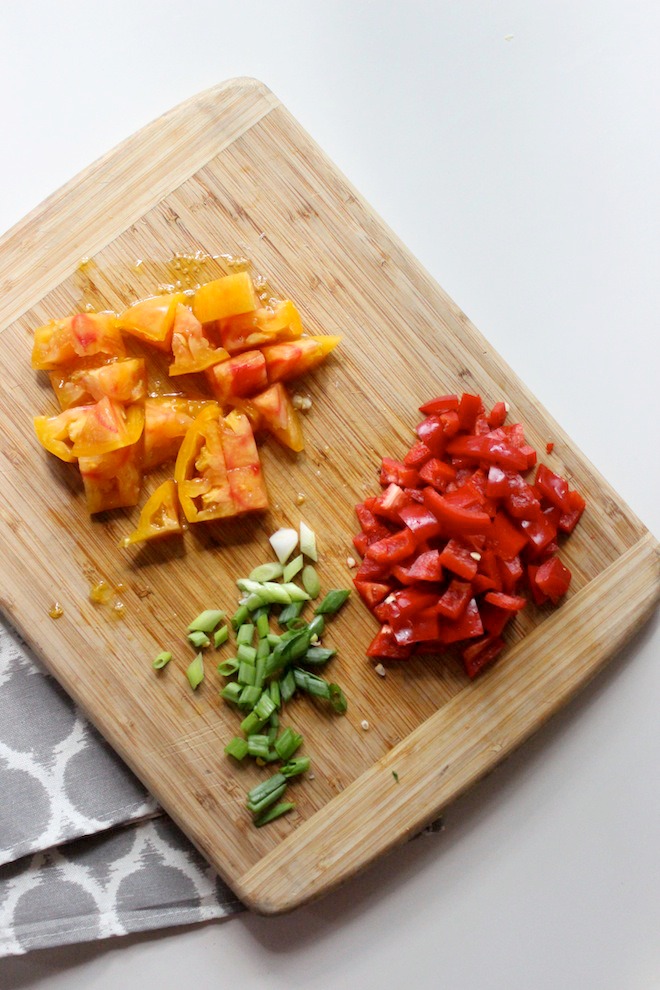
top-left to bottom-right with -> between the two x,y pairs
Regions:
0,78 -> 658,914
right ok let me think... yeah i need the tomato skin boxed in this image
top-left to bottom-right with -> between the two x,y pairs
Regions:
34,399 -> 144,461
118,293 -> 184,350
217,299 -> 304,353
143,397 -> 215,472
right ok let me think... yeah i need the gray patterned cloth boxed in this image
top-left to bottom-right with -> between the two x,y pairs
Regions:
0,623 -> 243,956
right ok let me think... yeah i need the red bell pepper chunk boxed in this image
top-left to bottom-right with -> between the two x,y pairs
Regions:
404,440 -> 432,468
366,526 -> 417,565
487,511 -> 528,561
462,635 -> 505,679
446,434 -> 531,472
534,556 -> 571,603
419,394 -> 459,415
484,591 -> 527,611
497,554 -> 523,593
519,509 -> 558,558
436,579 -> 472,619
438,598 -> 483,644
526,564 -> 548,605
380,457 -> 420,489
392,608 -> 441,645
355,555 -> 391,582
440,410 -> 460,437
386,587 -> 440,622
487,401 -> 507,428
479,601 -> 514,636
398,502 -> 444,543
439,538 -> 479,580
423,487 -> 491,535
558,488 -> 586,533
353,579 -> 392,610
535,464 -> 571,512
372,483 -> 408,523
419,457 -> 457,491
416,415 -> 447,457
366,624 -> 413,660
355,502 -> 394,535
403,549 -> 443,582
457,392 -> 483,431
476,548 -> 502,592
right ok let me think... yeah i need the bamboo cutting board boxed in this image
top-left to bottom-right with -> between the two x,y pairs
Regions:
0,79 -> 658,914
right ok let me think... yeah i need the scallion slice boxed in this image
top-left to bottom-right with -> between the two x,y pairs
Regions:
246,734 -> 271,760
301,565 -> 321,599
314,589 -> 351,615
217,657 -> 239,677
214,625 -> 229,648
186,653 -> 204,690
299,521 -> 318,561
152,651 -> 172,670
282,553 -> 303,583
188,609 -> 225,633
249,561 -> 284,582
236,623 -> 255,646
278,601 -> 304,627
221,681 -> 242,704
280,756 -> 311,778
281,583 -> 310,603
256,611 -> 270,640
225,737 -> 249,761
237,643 -> 257,664
302,646 -> 336,666
254,801 -> 295,827
274,727 -> 303,761
187,630 -> 210,649
231,604 -> 249,629
269,528 -> 298,564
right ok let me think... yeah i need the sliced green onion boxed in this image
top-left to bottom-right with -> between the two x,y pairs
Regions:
269,710 -> 280,729
231,604 -> 249,629
278,601 -> 303,627
267,631 -> 283,647
214,625 -> 229,648
303,646 -> 336,666
247,773 -> 288,814
240,710 -> 267,736
260,581 -> 292,605
253,692 -> 277,721
307,615 -> 325,639
281,582 -> 310,602
328,683 -> 348,714
265,629 -> 313,677
236,578 -> 263,596
237,643 -> 257,664
293,667 -> 329,698
282,553 -> 303,583
238,661 -> 256,686
245,593 -> 266,611
221,681 -> 242,704
274,727 -> 303,761
269,679 -> 281,708
187,630 -> 210,649
254,654 -> 266,689
267,723 -> 279,745
299,520 -> 317,561
279,668 -> 297,702
246,734 -> 271,760
301,565 -> 321,599
152,651 -> 172,670
256,611 -> 270,640
224,737 -> 249,760
269,527 -> 298,564
238,685 -> 262,709
314,589 -> 351,615
217,657 -> 239,677
236,623 -> 255,646
186,653 -> 204,690
254,801 -> 295,827
280,756 -> 311,778
255,637 -> 270,661
249,561 -> 284,582
188,609 -> 225,633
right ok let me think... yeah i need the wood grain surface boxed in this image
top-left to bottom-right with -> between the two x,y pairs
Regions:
0,78 -> 657,913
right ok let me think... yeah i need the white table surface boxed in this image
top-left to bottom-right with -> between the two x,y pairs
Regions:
1,2 -> 658,988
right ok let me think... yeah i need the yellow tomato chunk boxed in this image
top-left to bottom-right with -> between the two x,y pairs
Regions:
192,272 -> 258,324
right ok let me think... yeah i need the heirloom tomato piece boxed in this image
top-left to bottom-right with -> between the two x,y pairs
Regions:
143,397 -> 216,472
31,312 -> 125,370
192,272 -> 258,324
168,303 -> 229,375
217,299 -> 304,353
50,358 -> 147,409
244,382 -> 304,452
121,479 -> 182,546
34,398 -> 143,462
220,410 -> 269,513
79,444 -> 142,514
206,350 -> 268,406
261,335 -> 342,383
175,405 -> 233,523
117,292 -> 184,350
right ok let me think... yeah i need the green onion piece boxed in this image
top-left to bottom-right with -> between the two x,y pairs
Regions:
269,679 -> 281,708
307,614 -> 325,639
246,773 -> 288,814
293,668 -> 330,698
152,651 -> 172,670
187,630 -> 210,649
246,734 -> 271,760
224,737 -> 249,761
301,565 -> 321,599
280,756 -> 311,779
314,589 -> 351,615
240,710 -> 267,736
267,723 -> 278,745
237,661 -> 256,686
274,727 -> 303,761
236,623 -> 255,646
237,643 -> 257,664
254,801 -> 295,827
187,609 -> 225,633
214,625 -> 229,648
269,710 -> 280,729
221,681 -> 242,704
267,632 -> 283,647
269,527 -> 298,565
303,646 -> 336,666
238,684 -> 262,709
217,657 -> 239,677
299,520 -> 318,561
256,611 -> 270,640
279,668 -> 296,702
328,683 -> 348,714
236,578 -> 263,596
254,655 -> 266,689
281,582 -> 310,602
245,593 -> 266,611
186,653 -> 204,690
265,629 -> 313,678
231,604 -> 249,629
256,638 -> 270,661
282,553 -> 303,583
278,601 -> 304,627
392,770 -> 400,783
253,692 -> 277,721
249,561 -> 284,582
260,581 -> 292,605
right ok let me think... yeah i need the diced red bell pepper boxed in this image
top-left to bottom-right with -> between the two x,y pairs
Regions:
446,434 -> 530,472
526,564 -> 548,605
559,488 -> 586,533
497,554 -> 523,593
355,554 -> 391,582
519,509 -> 558,559
457,392 -> 483,431
372,483 -> 408,523
487,401 -> 507,428
436,579 -> 472,620
479,601 -> 514,636
534,556 -> 572,603
423,487 -> 491,535
355,502 -> 392,535
402,549 -> 443,582
487,511 -> 529,561
419,457 -> 457,491
380,457 -> 420,488
535,464 -> 571,512
439,538 -> 479,579
419,394 -> 459,415
366,624 -> 413,660
398,502 -> 444,543
392,608 -> 441,645
462,635 -> 505,679
416,416 -> 447,457
353,579 -> 391,609
386,588 -> 440,623
439,410 -> 460,437
439,598 -> 483,644
366,526 -> 417,565
484,591 -> 527,611
404,440 -> 432,468
476,548 -> 502,592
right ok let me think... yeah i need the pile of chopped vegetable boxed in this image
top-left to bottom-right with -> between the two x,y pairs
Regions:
30,270 -> 340,544
154,522 -> 351,827
353,393 -> 585,678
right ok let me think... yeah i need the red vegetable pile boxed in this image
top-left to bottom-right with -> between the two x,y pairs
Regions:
352,393 -> 585,678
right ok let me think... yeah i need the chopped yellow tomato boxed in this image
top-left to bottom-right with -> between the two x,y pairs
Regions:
143,396 -> 216,472
34,398 -> 144,461
31,313 -> 125,370
168,303 -> 230,375
192,272 -> 258,324
245,383 -> 304,452
50,358 -> 147,410
117,292 -> 184,350
217,299 -> 304,354
206,350 -> 268,407
121,479 -> 182,546
261,335 -> 342,383
79,444 -> 142,514
221,410 -> 269,513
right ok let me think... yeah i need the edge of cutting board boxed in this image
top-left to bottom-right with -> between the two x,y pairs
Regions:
1,79 -> 658,914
